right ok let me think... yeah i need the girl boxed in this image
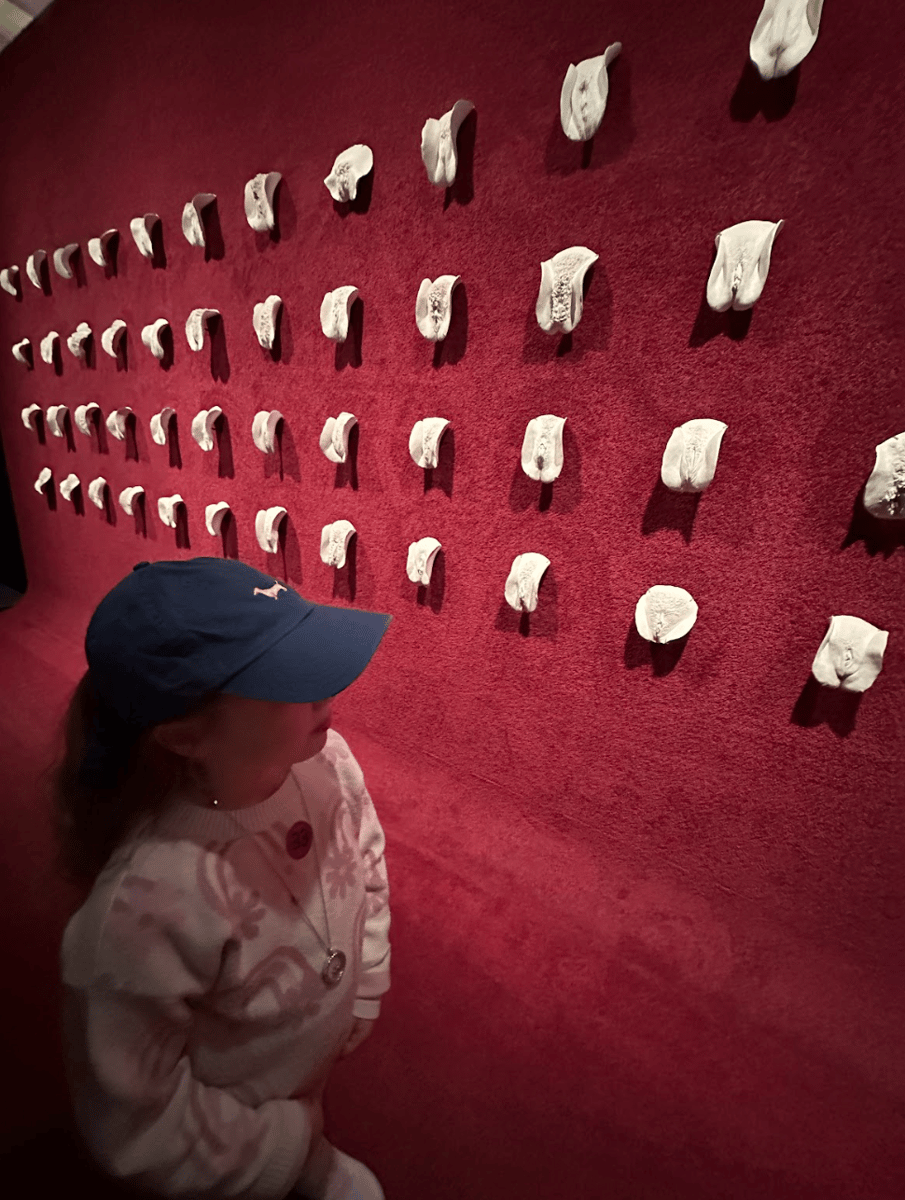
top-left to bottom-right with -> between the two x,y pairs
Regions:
50,557 -> 393,1200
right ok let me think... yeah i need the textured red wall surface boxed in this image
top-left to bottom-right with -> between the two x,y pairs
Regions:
0,1 -> 903,1196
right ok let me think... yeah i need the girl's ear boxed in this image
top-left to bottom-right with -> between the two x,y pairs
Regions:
152,712 -> 208,757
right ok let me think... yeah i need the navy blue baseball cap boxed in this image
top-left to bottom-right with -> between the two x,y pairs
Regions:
85,557 -> 393,730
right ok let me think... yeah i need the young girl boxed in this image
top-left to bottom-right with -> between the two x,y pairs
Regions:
54,556 -> 393,1200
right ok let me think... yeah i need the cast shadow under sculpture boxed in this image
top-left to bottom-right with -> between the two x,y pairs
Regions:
730,58 -> 800,122
148,220 -> 167,270
335,298 -> 363,369
494,570 -> 559,640
331,532 -> 358,604
841,483 -> 905,558
508,427 -> 581,517
65,246 -> 88,290
333,167 -> 374,218
77,333 -> 96,371
791,673 -> 862,737
34,255 -> 52,296
101,232 -> 121,279
412,546 -> 446,615
206,315 -> 230,382
688,285 -> 753,347
332,422 -> 360,491
111,333 -> 129,375
624,621 -> 690,675
261,302 -> 289,365
642,477 -> 702,545
432,286 -> 468,367
423,425 -> 455,501
443,108 -> 477,209
200,199 -> 225,262
543,55 -> 635,175
156,324 -> 175,371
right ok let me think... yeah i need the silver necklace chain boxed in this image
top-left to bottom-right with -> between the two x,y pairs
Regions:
209,776 -> 346,987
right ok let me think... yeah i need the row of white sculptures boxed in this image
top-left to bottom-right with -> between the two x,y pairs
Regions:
26,438 -> 884,693
7,217 -> 786,372
19,394 -> 905,523
1,0 -> 824,299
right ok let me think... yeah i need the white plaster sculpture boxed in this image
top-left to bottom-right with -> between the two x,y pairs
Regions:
320,287 -> 359,342
324,145 -> 373,202
87,477 -> 108,509
186,308 -> 220,351
706,220 -> 783,312
101,319 -> 127,357
253,295 -> 282,349
320,520 -> 357,569
130,214 -> 160,258
505,553 -> 552,614
409,418 -> 451,470
106,408 -> 134,441
750,0 -> 824,80
119,485 -> 145,516
320,412 -> 359,463
245,172 -> 282,232
812,615 -> 888,693
635,585 -> 698,644
256,507 -> 288,554
88,230 -> 118,266
661,419 -> 728,493
26,251 -> 47,288
421,100 -> 474,187
560,42 -> 622,141
158,494 -> 185,529
47,405 -> 68,436
536,246 -> 599,335
521,415 -> 567,483
1,266 -> 19,295
60,474 -> 81,503
182,193 -> 217,246
252,410 -> 285,454
205,502 -> 231,537
12,338 -> 32,365
53,243 -> 79,278
863,432 -> 905,520
150,407 -> 177,445
141,318 -> 170,359
407,537 -> 443,587
416,275 -> 460,341
192,407 -> 224,451
67,322 -> 93,358
74,402 -> 101,436
34,467 -> 53,495
20,404 -> 42,431
40,332 -> 60,363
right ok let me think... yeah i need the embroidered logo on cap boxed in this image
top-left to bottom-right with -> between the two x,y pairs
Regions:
253,581 -> 287,599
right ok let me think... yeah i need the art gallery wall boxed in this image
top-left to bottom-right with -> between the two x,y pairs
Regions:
0,0 -> 903,1196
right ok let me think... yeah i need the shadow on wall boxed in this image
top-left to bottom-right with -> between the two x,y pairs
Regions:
0,420 -> 26,607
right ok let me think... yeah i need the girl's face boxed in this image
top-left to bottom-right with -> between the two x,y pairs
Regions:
212,694 -> 333,761
158,693 -> 334,809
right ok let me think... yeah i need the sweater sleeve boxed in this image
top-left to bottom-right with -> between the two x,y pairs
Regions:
339,753 -> 391,1021
59,849 -> 317,1200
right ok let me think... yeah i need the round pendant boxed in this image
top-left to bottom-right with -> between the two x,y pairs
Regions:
322,949 -> 346,986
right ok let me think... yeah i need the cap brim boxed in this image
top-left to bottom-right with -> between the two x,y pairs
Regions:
218,603 -> 392,704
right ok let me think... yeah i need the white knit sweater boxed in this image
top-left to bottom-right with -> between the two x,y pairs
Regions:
59,728 -> 391,1199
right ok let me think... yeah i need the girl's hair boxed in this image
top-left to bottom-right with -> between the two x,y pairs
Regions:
40,669 -> 226,892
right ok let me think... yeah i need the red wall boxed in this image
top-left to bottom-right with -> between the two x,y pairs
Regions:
1,1 -> 903,1196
